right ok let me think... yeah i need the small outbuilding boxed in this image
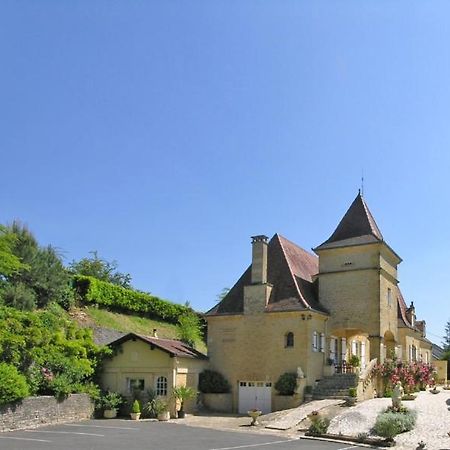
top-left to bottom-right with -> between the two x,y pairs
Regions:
100,332 -> 208,416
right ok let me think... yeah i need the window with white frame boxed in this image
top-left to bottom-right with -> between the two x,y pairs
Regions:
312,331 -> 318,352
320,333 -> 325,352
156,376 -> 168,396
127,378 -> 145,393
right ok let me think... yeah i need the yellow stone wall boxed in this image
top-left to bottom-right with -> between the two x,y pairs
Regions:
101,339 -> 207,414
206,311 -> 327,412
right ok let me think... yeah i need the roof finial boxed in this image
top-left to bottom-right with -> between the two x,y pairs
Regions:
361,169 -> 364,197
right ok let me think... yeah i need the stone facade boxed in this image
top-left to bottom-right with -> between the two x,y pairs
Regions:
100,334 -> 207,417
0,394 -> 93,432
206,192 -> 433,413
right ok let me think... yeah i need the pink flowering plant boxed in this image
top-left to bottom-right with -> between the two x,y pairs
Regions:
373,360 -> 436,395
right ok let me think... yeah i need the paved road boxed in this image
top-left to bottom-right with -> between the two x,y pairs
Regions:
0,419 -> 361,450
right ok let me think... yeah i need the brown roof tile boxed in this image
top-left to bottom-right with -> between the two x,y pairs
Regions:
207,233 -> 325,316
316,192 -> 383,249
107,333 -> 208,359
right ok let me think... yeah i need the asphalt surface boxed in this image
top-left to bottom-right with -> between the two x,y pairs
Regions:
0,419 -> 362,450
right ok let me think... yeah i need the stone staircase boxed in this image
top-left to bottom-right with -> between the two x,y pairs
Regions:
312,373 -> 358,400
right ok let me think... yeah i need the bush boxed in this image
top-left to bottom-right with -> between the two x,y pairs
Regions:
0,363 -> 29,405
308,417 -> 330,435
132,399 -> 141,413
274,372 -> 297,395
73,276 -> 198,325
198,370 -> 231,393
373,408 -> 417,439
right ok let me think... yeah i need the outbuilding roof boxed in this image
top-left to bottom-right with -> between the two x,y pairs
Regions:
106,332 -> 208,360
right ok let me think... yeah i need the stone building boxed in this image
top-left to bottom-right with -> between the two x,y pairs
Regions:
205,192 -> 432,413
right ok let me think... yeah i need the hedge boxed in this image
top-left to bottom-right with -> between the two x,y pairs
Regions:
73,276 -> 194,325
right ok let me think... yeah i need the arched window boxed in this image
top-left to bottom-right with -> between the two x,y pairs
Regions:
285,332 -> 294,347
156,376 -> 168,396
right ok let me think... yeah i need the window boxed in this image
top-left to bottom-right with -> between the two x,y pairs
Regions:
320,333 -> 325,352
312,332 -> 318,352
285,332 -> 294,348
156,376 -> 168,396
387,288 -> 392,307
127,378 -> 144,392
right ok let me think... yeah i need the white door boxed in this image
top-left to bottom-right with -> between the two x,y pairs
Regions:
238,381 -> 272,414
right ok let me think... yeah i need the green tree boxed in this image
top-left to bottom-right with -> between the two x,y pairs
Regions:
69,251 -> 131,288
176,312 -> 202,348
6,222 -> 69,308
0,225 -> 26,277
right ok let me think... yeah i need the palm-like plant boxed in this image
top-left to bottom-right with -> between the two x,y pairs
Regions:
172,386 -> 196,416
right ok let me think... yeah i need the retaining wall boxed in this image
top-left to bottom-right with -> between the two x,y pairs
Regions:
0,394 -> 94,432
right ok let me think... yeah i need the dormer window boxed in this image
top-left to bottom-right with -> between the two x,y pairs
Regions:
285,332 -> 294,348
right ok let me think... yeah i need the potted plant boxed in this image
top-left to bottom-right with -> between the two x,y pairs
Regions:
172,385 -> 196,418
99,391 -> 123,419
130,399 -> 141,420
349,355 -> 360,371
150,397 -> 170,421
345,387 -> 357,406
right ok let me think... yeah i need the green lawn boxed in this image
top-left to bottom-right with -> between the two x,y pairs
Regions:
84,306 -> 207,354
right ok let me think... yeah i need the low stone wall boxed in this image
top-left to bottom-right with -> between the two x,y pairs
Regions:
201,393 -> 232,413
0,394 -> 94,432
272,394 -> 302,412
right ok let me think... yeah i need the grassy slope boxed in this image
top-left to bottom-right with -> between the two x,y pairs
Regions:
82,306 -> 207,354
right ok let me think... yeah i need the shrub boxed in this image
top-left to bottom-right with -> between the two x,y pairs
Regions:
348,387 -> 357,397
373,408 -> 417,439
132,399 -> 141,413
274,372 -> 297,396
308,417 -> 330,435
97,391 -> 123,410
73,276 -> 199,325
198,370 -> 231,393
0,363 -> 29,405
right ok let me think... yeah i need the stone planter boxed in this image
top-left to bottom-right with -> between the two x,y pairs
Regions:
157,411 -> 170,421
103,409 -> 117,419
130,412 -> 141,420
247,410 -> 262,426
202,393 -> 232,413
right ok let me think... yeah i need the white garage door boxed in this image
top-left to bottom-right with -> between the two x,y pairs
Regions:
238,381 -> 272,414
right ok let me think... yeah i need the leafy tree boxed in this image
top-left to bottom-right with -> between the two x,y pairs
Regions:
69,251 -> 131,288
0,225 -> 26,277
5,222 -> 69,308
176,312 -> 202,348
0,305 -> 110,399
1,282 -> 36,311
0,363 -> 29,405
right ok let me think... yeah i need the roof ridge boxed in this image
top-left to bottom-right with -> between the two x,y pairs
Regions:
275,234 -> 310,309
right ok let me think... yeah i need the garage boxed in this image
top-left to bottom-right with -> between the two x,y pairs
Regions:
238,381 -> 272,414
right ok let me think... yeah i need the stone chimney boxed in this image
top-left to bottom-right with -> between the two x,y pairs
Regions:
251,235 -> 269,284
244,235 -> 272,314
406,302 -> 416,327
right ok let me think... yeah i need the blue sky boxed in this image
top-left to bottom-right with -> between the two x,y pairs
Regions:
1,1 -> 449,344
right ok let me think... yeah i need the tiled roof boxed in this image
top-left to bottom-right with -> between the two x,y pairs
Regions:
106,333 -> 208,360
316,192 -> 383,250
207,233 -> 325,316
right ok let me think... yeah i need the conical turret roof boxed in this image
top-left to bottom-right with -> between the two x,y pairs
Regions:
316,192 -> 383,249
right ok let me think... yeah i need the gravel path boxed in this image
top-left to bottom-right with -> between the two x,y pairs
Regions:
329,390 -> 450,450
